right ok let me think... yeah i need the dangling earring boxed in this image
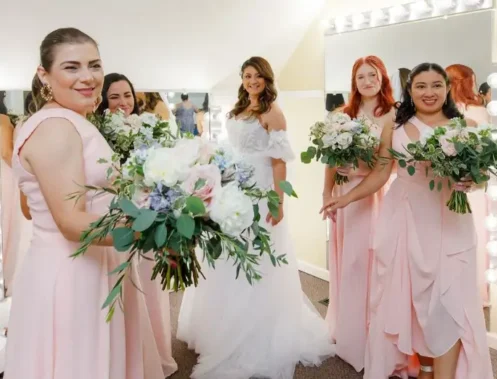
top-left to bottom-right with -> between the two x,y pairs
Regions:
93,95 -> 102,112
411,98 -> 416,111
40,84 -> 53,102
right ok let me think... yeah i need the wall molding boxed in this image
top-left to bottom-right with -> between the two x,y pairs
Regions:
298,260 -> 329,282
487,332 -> 497,350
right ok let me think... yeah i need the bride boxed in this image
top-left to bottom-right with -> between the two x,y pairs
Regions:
177,56 -> 335,379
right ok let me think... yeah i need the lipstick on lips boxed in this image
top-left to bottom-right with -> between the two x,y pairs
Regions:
76,88 -> 94,97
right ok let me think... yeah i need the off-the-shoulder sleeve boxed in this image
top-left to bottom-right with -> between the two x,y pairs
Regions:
266,130 -> 295,162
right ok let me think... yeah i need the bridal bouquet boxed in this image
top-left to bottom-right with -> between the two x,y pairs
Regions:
70,135 -> 297,320
88,110 -> 174,162
389,117 -> 497,214
301,112 -> 381,184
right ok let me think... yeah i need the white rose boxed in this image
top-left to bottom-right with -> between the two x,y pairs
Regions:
322,133 -> 337,148
140,112 -> 159,126
209,182 -> 254,237
126,114 -> 143,131
419,128 -> 435,146
335,132 -> 353,149
143,147 -> 187,187
173,137 -> 202,166
439,136 -> 457,156
109,111 -> 126,130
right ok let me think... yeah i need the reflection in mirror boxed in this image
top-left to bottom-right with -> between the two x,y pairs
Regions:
162,92 -> 210,139
323,8 -> 497,339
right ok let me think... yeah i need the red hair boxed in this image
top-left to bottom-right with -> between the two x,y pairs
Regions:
445,64 -> 482,107
343,56 -> 395,119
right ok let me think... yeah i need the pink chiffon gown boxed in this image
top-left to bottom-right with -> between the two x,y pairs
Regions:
458,103 -> 491,306
0,141 -> 32,297
4,108 -> 177,379
364,116 -> 492,378
326,162 -> 390,372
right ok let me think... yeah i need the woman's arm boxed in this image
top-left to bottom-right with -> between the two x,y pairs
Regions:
321,120 -> 395,215
264,104 -> 288,226
20,191 -> 31,220
322,166 -> 337,220
22,118 -> 115,245
196,112 -> 204,135
0,115 -> 14,167
154,100 -> 171,121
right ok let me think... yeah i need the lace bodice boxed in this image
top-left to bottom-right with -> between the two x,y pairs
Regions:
225,117 -> 295,189
225,117 -> 295,161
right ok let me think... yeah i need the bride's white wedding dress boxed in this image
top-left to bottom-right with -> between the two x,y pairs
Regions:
177,116 -> 335,379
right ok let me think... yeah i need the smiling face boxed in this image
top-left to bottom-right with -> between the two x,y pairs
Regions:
242,65 -> 266,97
355,63 -> 381,98
107,80 -> 135,116
37,42 -> 103,115
410,69 -> 448,114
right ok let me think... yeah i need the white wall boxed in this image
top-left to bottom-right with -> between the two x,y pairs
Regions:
325,10 -> 497,92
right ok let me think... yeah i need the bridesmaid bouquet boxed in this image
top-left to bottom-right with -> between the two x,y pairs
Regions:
301,112 -> 381,184
88,109 -> 175,162
69,135 -> 297,320
389,117 -> 497,214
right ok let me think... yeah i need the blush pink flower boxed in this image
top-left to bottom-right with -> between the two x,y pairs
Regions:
181,164 -> 222,203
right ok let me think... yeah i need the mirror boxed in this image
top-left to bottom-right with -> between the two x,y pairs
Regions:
323,9 -> 497,336
135,91 -> 212,139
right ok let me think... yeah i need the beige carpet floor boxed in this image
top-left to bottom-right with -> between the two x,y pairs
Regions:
168,272 -> 497,379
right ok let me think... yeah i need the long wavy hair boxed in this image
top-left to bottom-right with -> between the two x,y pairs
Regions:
342,55 -> 395,119
445,64 -> 482,108
395,63 -> 463,126
229,57 -> 277,119
96,73 -> 139,116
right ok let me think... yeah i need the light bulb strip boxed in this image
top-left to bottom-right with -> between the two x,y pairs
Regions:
486,71 -> 497,283
324,0 -> 492,36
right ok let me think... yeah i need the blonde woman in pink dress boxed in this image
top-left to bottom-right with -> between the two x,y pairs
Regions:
446,64 -> 491,307
4,27 -> 177,379
322,55 -> 396,372
323,62 -> 492,378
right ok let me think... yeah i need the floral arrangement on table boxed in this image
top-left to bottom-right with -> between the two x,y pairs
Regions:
69,134 -> 297,321
389,117 -> 497,214
301,111 -> 381,184
87,109 -> 175,162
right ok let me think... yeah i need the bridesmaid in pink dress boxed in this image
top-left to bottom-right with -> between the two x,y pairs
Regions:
322,55 -> 396,372
323,62 -> 492,378
0,110 -> 33,297
4,27 -> 176,379
98,73 -> 176,372
446,64 -> 491,307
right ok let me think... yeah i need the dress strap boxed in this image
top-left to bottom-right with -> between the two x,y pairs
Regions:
408,116 -> 430,133
13,108 -> 87,160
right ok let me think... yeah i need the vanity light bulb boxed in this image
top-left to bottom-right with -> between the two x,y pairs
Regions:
486,268 -> 497,283
487,101 -> 497,117
487,240 -> 497,257
487,73 -> 497,88
487,185 -> 497,201
485,215 -> 497,231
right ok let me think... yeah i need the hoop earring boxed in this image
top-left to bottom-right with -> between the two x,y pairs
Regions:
40,84 -> 53,102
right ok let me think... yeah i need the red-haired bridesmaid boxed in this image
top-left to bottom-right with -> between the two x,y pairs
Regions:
322,55 -> 396,371
446,64 -> 491,308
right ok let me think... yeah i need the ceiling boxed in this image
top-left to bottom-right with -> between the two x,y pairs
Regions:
0,0 -> 326,92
